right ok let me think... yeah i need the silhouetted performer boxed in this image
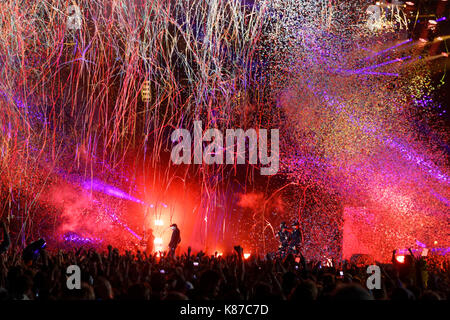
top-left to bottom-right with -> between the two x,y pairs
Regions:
168,224 -> 181,258
290,221 -> 301,255
276,222 -> 290,257
146,228 -> 155,256
0,221 -> 10,254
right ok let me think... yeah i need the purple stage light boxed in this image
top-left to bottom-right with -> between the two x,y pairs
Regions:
81,179 -> 168,208
92,199 -> 142,240
416,240 -> 427,248
337,56 -> 410,77
63,232 -> 102,245
354,71 -> 399,76
383,138 -> 449,184
364,39 -> 412,60
82,179 -> 145,204
347,56 -> 411,74
321,91 -> 449,186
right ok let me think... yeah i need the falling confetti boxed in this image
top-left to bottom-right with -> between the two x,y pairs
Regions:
0,0 -> 448,261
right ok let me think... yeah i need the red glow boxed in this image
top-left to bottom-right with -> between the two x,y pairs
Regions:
155,247 -> 163,256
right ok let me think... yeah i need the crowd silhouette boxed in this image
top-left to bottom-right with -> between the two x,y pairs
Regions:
0,221 -> 448,300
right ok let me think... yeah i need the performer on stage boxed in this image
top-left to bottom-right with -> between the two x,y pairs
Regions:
168,223 -> 181,258
276,221 -> 290,257
0,220 -> 10,255
146,228 -> 155,256
290,221 -> 301,255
